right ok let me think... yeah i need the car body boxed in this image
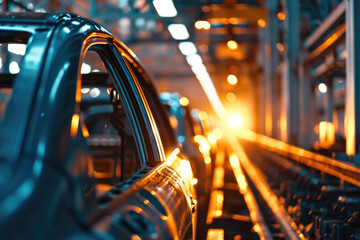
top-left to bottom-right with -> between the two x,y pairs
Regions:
159,93 -> 212,240
0,12 -> 197,239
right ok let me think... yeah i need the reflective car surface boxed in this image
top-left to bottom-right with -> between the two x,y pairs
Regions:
159,93 -> 212,240
0,12 -> 196,239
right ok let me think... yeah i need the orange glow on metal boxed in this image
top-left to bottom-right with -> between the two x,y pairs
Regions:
239,129 -> 360,187
277,12 -> 285,21
257,18 -> 266,28
96,184 -> 112,192
131,234 -> 141,240
227,74 -> 238,85
191,178 -> 198,185
226,40 -> 238,50
195,20 -> 211,30
319,121 -> 335,148
70,114 -> 80,137
81,123 -> 89,138
229,154 -> 247,194
179,96 -> 189,106
227,131 -> 305,239
204,156 -> 212,164
206,229 -> 224,240
307,23 -> 345,62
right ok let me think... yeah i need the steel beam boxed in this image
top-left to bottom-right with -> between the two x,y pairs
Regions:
263,0 -> 278,138
345,0 -> 360,164
282,0 -> 300,144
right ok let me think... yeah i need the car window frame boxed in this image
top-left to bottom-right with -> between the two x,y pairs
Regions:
79,33 -> 161,168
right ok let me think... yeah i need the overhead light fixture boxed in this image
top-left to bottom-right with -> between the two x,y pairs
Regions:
153,0 -> 177,17
178,42 -> 197,56
186,54 -> 203,66
168,24 -> 189,40
8,44 -> 26,56
318,83 -> 327,93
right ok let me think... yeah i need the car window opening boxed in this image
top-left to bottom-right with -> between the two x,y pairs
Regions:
80,49 -> 141,196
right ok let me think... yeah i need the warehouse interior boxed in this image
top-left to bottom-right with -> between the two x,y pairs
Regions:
1,0 -> 360,239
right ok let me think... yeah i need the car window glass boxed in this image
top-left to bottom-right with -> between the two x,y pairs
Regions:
80,47 -> 142,195
0,42 -> 28,127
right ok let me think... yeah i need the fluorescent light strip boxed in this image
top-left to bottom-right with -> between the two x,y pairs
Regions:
186,54 -> 203,66
168,24 -> 189,40
178,42 -> 197,56
153,0 -> 177,17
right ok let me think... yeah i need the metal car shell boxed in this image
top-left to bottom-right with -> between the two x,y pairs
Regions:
0,12 -> 196,239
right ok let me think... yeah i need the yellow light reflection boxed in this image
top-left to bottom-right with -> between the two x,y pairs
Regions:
195,20 -> 211,30
228,114 -> 244,129
179,96 -> 189,106
319,121 -> 335,149
227,40 -> 238,50
276,43 -> 284,52
208,134 -> 217,144
227,74 -> 238,85
70,114 -> 80,137
204,156 -> 212,164
213,128 -> 223,140
199,111 -> 208,121
191,178 -> 198,185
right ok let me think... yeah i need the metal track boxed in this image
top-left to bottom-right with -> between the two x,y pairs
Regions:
227,129 -> 360,240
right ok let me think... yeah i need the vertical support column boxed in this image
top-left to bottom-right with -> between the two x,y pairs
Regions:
258,26 -> 266,135
281,0 -> 300,144
345,0 -> 360,164
264,0 -> 279,138
299,53 -> 314,149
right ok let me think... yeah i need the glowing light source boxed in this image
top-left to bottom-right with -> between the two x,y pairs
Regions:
153,0 -> 177,17
227,40 -> 238,50
226,92 -> 236,102
195,20 -> 211,30
198,111 -> 208,121
179,96 -> 189,106
0,58 -> 2,69
227,74 -> 238,85
178,41 -> 197,56
277,12 -> 285,21
191,178 -> 198,185
318,83 -> 327,93
81,63 -> 91,74
319,121 -> 335,148
8,44 -> 26,56
9,61 -> 20,74
213,128 -> 223,140
89,88 -> 100,98
257,18 -> 266,28
228,114 -> 244,129
81,88 -> 90,94
186,54 -> 203,66
168,24 -> 189,40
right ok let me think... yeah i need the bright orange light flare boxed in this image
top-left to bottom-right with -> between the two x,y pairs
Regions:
213,128 -> 223,140
228,114 -> 244,129
257,18 -> 266,28
179,96 -> 189,106
70,114 -> 80,137
277,12 -> 285,21
227,74 -> 238,85
227,40 -> 238,50
199,111 -> 208,121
